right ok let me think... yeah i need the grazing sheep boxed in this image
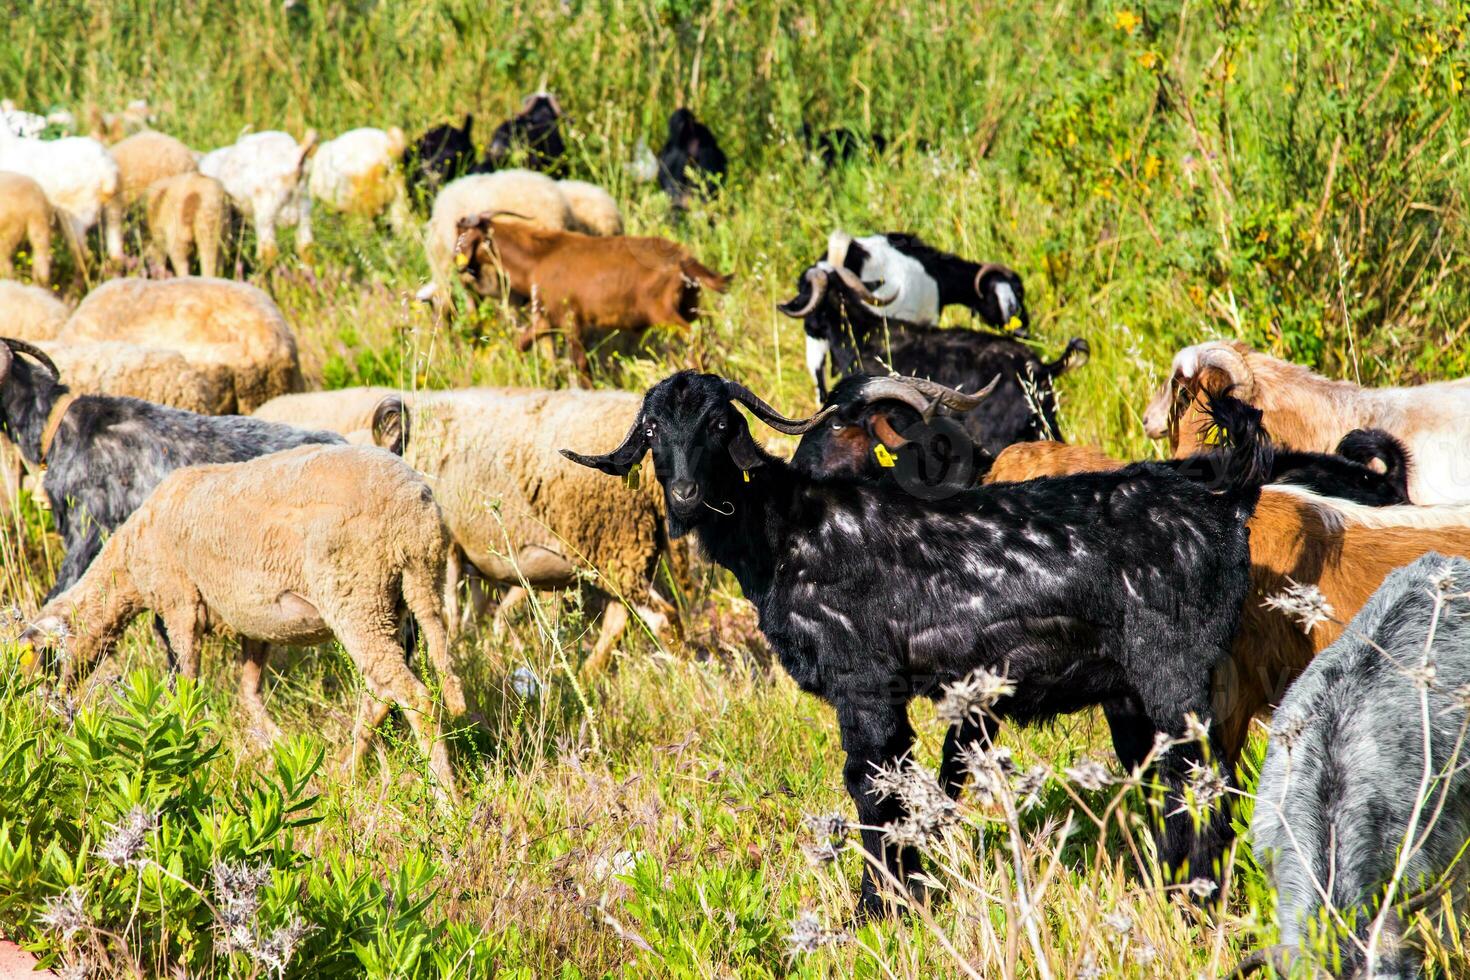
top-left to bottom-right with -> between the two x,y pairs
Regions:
143,172 -> 227,278
657,108 -> 726,211
0,281 -> 68,341
418,169 -> 573,312
985,441 -> 1470,765
19,444 -> 462,798
0,338 -> 343,597
61,277 -> 303,413
452,214 -> 730,378
0,130 -> 119,266
406,114 -> 475,200
0,101 -> 47,138
557,179 -> 623,236
86,99 -> 154,143
1144,339 -> 1470,504
1247,554 -> 1470,979
102,130 -> 198,263
477,93 -> 565,173
308,126 -> 411,231
198,130 -> 317,264
0,172 -> 53,284
565,373 -> 1272,915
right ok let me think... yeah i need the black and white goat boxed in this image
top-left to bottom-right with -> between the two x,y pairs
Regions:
477,92 -> 566,174
564,371 -> 1272,916
657,107 -> 727,211
780,259 -> 1087,453
1245,553 -> 1470,979
0,338 -> 343,600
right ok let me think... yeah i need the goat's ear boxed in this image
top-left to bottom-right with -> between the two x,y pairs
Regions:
869,412 -> 910,449
561,414 -> 650,477
726,415 -> 767,470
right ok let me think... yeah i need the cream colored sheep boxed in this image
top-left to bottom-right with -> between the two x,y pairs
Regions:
0,281 -> 68,341
557,179 -> 624,235
418,169 -> 572,312
102,130 -> 197,263
0,131 -> 118,267
0,172 -> 52,285
251,386 -> 399,432
20,444 -> 463,797
308,127 -> 410,232
199,130 -> 317,265
144,173 -> 226,278
40,341 -> 233,415
61,277 -> 303,412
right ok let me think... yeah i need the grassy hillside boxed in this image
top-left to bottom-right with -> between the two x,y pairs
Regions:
2,0 -> 1468,976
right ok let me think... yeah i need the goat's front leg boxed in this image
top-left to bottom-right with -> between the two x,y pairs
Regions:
837,698 -> 920,919
1102,694 -> 1156,774
938,713 -> 999,799
1144,702 -> 1235,895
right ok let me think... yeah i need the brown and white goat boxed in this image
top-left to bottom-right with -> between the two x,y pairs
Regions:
453,213 -> 731,378
988,441 -> 1470,763
1143,339 -> 1470,503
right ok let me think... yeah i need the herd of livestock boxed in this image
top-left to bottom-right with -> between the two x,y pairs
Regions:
5,91 -> 1470,974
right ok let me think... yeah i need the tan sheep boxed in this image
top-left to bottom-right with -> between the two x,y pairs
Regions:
102,130 -> 198,263
144,172 -> 226,278
61,277 -> 303,412
0,172 -> 52,285
252,385 -> 673,672
557,179 -> 624,236
19,444 -> 463,798
419,170 -> 572,313
0,280 -> 69,341
40,341 -> 233,414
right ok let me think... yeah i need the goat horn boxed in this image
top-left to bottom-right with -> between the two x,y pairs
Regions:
854,374 -> 999,420
1194,344 -> 1254,397
778,266 -> 829,319
2,338 -> 59,380
971,262 -> 1014,297
831,264 -> 894,307
724,381 -> 837,434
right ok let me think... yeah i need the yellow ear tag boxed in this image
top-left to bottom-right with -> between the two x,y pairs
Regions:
18,648 -> 34,669
454,252 -> 470,269
874,444 -> 897,468
1202,424 -> 1223,446
623,463 -> 641,491
742,469 -> 750,483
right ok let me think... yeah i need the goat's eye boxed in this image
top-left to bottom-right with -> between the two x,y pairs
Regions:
712,418 -> 727,432
830,422 -> 844,430
644,425 -> 656,439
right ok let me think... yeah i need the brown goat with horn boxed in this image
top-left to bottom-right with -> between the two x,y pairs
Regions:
453,213 -> 731,380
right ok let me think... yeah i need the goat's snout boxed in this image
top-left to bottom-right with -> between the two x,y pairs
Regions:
669,479 -> 700,506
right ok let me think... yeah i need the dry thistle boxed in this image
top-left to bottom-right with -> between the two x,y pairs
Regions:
787,911 -> 848,956
39,886 -> 88,944
1429,561 -> 1457,594
1270,711 -> 1311,751
1102,909 -> 1134,938
1064,759 -> 1114,792
936,666 -> 1015,727
1012,765 -> 1050,811
1184,877 -> 1218,899
1076,951 -> 1104,979
1406,660 -> 1438,691
1173,761 -> 1228,819
958,742 -> 1013,806
53,959 -> 92,980
251,917 -> 314,978
96,806 -> 157,867
1181,711 -> 1212,745
1263,580 -> 1335,633
802,812 -> 852,865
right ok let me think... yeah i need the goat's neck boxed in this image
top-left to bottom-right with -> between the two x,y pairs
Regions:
0,376 -> 64,465
927,255 -> 979,307
692,462 -> 802,605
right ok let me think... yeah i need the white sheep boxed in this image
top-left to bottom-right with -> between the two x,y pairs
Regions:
307,127 -> 410,232
199,130 -> 317,264
102,130 -> 198,263
144,173 -> 227,278
0,172 -> 53,285
19,444 -> 463,798
418,169 -> 573,311
0,130 -> 119,266
61,277 -> 303,412
557,179 -> 624,235
250,385 -> 675,672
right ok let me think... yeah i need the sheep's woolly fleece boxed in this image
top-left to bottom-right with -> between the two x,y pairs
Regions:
308,126 -> 408,217
0,281 -> 69,342
0,172 -> 53,284
0,131 -> 118,239
145,173 -> 227,279
61,277 -> 303,413
43,341 -> 233,415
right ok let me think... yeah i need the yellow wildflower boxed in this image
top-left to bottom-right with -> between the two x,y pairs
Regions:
1115,9 -> 1140,34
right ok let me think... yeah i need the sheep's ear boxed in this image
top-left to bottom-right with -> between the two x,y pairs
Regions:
561,414 -> 650,477
372,396 -> 410,456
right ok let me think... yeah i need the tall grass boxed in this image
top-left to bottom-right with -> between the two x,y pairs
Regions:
2,0 -> 1469,976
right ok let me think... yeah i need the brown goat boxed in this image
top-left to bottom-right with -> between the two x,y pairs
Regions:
988,441 -> 1470,763
1143,339 -> 1470,504
453,213 -> 731,378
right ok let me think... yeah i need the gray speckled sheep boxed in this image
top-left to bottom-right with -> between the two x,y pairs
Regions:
20,444 -> 462,798
0,172 -> 52,285
61,277 -> 303,412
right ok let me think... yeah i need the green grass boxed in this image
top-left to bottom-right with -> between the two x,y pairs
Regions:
3,0 -> 1470,976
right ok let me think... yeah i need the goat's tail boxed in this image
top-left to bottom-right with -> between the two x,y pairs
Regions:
1201,388 -> 1274,515
372,395 -> 410,456
1337,426 -> 1412,487
1042,337 -> 1090,380
680,258 -> 732,293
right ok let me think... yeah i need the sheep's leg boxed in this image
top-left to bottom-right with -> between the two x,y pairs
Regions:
102,198 -> 125,265
293,188 -> 314,260
252,203 -> 279,266
167,231 -> 193,279
196,221 -> 219,278
340,628 -> 457,803
580,601 -> 629,677
401,560 -> 465,715
58,215 -> 88,287
838,699 -> 921,918
237,638 -> 283,743
157,603 -> 203,681
27,216 -> 51,285
938,713 -> 999,799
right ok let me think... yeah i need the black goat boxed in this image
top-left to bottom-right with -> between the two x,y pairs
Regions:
781,265 -> 1086,453
476,93 -> 566,174
657,107 -> 727,211
1273,428 -> 1411,504
407,114 -> 476,201
800,123 -> 889,168
563,371 -> 1271,916
0,338 -> 343,600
